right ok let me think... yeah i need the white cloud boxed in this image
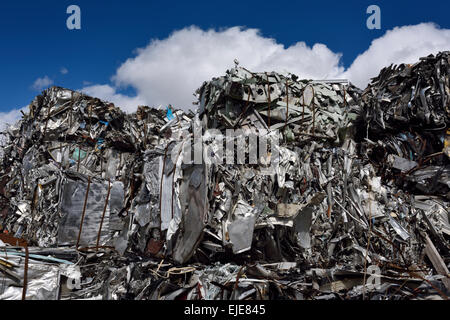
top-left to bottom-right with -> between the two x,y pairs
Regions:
343,23 -> 450,88
82,23 -> 450,112
109,26 -> 344,110
0,107 -> 27,153
0,107 -> 27,133
31,76 -> 53,91
0,23 -> 447,132
60,67 -> 69,75
80,84 -> 146,112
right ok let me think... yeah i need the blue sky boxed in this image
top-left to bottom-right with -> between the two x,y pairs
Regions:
0,0 -> 449,118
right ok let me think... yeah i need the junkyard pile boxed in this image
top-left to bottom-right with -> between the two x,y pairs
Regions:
0,52 -> 449,300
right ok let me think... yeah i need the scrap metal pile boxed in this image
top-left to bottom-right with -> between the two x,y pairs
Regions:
0,52 -> 449,300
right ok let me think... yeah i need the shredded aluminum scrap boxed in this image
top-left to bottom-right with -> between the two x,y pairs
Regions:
0,52 -> 449,300
359,51 -> 450,197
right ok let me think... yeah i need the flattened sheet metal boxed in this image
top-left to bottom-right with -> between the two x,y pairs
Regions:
171,165 -> 208,264
57,179 -> 112,247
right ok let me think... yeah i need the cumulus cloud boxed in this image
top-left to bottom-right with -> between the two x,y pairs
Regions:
344,23 -> 450,88
0,107 -> 27,133
0,22 -> 446,133
0,107 -> 27,153
78,23 -> 450,111
109,26 -> 344,110
31,75 -> 53,91
81,84 -> 146,112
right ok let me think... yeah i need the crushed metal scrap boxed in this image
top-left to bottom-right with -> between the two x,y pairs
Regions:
0,52 -> 449,300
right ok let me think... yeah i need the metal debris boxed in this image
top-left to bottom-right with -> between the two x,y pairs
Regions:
0,52 -> 449,300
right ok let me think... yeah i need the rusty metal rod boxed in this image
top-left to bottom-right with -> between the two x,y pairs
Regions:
22,244 -> 29,300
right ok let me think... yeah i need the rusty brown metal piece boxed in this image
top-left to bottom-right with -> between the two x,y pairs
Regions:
22,245 -> 29,301
146,238 -> 164,256
234,265 -> 245,291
